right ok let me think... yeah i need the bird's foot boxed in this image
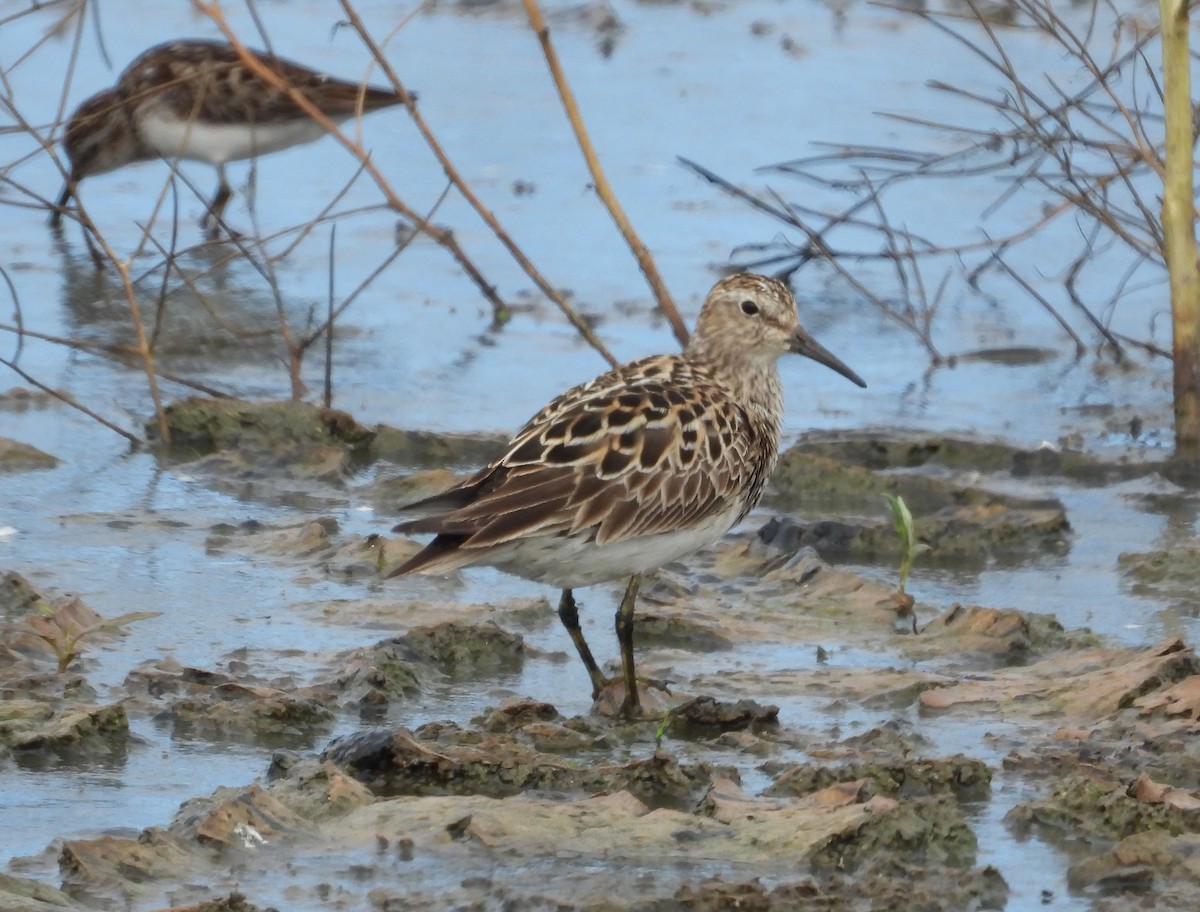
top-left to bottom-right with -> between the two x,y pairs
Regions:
203,222 -> 245,242
200,210 -> 244,241
593,676 -> 673,720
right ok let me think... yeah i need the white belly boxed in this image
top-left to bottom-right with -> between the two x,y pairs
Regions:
484,504 -> 744,589
138,112 -> 329,165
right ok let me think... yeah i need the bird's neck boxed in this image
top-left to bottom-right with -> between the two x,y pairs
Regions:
691,351 -> 785,430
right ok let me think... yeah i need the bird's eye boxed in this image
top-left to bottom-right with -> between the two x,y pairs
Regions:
740,300 -> 759,315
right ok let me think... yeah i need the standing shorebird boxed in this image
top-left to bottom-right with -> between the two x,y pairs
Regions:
387,274 -> 866,718
51,39 -> 407,237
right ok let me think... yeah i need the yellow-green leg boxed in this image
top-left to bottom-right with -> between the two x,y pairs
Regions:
201,165 -> 234,238
614,574 -> 642,718
557,588 -> 607,699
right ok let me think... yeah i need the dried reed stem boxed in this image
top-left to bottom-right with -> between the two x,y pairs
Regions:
194,0 -> 510,324
521,0 -> 689,347
338,0 -> 619,368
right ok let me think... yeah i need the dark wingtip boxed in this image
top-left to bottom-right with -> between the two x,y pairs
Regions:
357,84 -> 414,112
384,555 -> 418,579
391,514 -> 454,536
384,534 -> 465,579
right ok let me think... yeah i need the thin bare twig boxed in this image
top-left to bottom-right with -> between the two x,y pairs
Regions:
297,180 -> 449,361
193,0 -> 512,323
695,0 -> 1173,362
54,167 -> 173,439
991,249 -> 1087,355
339,0 -> 619,367
0,322 -> 233,398
521,0 -> 688,348
682,157 -> 945,361
0,353 -> 143,446
325,225 -> 335,408
0,265 -> 22,366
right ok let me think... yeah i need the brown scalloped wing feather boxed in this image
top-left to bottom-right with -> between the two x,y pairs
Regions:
120,40 -> 403,125
394,357 -> 774,566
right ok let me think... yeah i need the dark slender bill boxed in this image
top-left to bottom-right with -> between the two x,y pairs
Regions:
790,328 -> 867,388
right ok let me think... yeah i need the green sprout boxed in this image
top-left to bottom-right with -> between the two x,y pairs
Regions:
884,493 -> 928,595
654,709 -> 676,748
882,493 -> 930,632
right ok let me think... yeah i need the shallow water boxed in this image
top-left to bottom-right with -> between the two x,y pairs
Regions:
0,0 -> 1193,908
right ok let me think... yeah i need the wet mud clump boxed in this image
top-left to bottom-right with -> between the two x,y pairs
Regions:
41,700 -> 1012,911
0,573 -> 137,767
13,406 -> 1200,910
151,396 -> 373,456
650,865 -> 1008,912
765,455 -> 1070,564
124,658 -> 337,747
786,428 -> 1156,484
766,754 -> 991,803
319,722 -> 715,806
0,437 -> 59,473
315,621 -> 528,711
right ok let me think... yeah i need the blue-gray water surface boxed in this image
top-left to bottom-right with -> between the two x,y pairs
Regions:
0,1 -> 1190,910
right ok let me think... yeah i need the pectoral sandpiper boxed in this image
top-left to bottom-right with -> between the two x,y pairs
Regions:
388,274 -> 866,718
52,39 -> 407,237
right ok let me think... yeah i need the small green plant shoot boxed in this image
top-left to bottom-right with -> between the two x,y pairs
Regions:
654,709 -> 676,748
884,493 -> 929,597
882,493 -> 930,633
